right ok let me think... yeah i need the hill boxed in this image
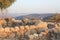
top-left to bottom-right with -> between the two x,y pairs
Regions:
15,14 -> 54,20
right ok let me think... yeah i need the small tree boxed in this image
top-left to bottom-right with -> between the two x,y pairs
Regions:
0,0 -> 16,18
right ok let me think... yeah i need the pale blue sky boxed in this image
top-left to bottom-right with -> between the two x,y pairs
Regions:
7,0 -> 60,15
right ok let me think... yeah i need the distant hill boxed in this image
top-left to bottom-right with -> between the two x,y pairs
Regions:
15,14 -> 54,20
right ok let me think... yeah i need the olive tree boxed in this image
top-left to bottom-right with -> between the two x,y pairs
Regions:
0,0 -> 16,17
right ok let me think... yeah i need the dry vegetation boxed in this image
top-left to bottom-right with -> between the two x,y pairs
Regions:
0,17 -> 60,40
47,13 -> 60,22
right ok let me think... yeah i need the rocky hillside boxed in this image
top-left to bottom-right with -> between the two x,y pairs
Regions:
0,22 -> 59,40
0,14 -> 60,40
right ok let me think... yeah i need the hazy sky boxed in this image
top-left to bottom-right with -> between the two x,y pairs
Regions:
6,0 -> 60,15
